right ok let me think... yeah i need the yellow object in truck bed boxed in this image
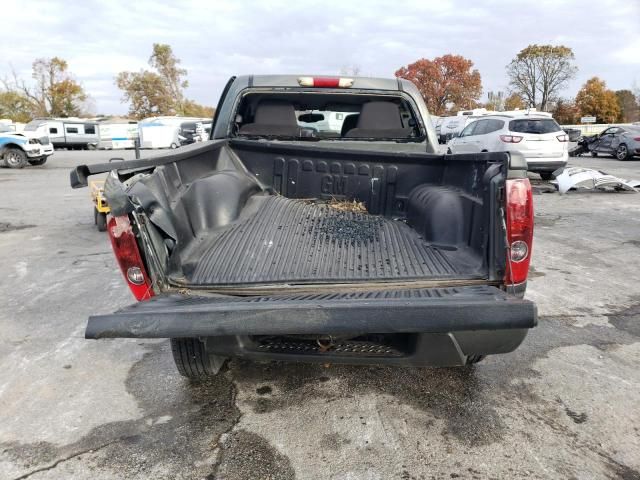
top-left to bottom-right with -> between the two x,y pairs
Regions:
90,180 -> 110,214
89,180 -> 109,231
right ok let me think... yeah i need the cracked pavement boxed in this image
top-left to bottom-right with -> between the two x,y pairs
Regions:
1,150 -> 639,479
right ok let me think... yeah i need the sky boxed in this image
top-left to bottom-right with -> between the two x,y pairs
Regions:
2,0 -> 638,115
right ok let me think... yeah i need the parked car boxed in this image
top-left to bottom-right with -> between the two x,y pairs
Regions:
71,74 -> 536,379
0,131 -> 54,168
447,113 -> 568,180
586,125 -> 640,161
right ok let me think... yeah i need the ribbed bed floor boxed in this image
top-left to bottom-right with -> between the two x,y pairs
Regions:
186,196 -> 465,285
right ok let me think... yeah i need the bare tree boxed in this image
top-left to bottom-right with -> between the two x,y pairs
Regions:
506,45 -> 577,111
2,59 -> 87,118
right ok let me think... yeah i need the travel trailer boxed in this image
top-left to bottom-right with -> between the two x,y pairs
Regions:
23,119 -> 99,149
97,122 -> 139,149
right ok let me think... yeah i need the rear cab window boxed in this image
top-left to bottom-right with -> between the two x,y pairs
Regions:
233,91 -> 424,143
509,118 -> 561,134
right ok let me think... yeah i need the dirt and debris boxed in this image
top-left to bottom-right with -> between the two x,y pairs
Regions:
310,209 -> 383,245
326,197 -> 368,214
306,197 -> 380,244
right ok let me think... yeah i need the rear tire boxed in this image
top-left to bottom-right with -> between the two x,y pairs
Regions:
616,144 -> 631,161
170,338 -> 227,379
96,211 -> 107,232
28,157 -> 47,166
3,148 -> 28,168
539,172 -> 554,181
591,151 -> 598,157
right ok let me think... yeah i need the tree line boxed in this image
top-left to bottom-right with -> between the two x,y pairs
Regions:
1,43 -> 638,124
0,44 -> 214,122
395,44 -> 639,123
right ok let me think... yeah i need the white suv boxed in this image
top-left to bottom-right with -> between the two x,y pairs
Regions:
447,113 -> 568,180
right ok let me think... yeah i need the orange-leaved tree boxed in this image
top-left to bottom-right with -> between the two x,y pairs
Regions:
395,55 -> 482,116
552,98 -> 580,125
575,77 -> 620,124
504,93 -> 527,111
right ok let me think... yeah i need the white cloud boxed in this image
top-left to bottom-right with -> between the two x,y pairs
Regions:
0,0 -> 637,114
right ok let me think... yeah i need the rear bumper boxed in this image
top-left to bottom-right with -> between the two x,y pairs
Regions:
86,285 -> 536,365
202,329 -> 530,367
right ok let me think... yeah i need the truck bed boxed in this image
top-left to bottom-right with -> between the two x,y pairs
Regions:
70,75 -> 536,370
78,140 -> 504,290
179,195 -> 481,286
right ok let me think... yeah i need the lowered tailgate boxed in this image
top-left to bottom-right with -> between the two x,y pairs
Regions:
86,285 -> 536,339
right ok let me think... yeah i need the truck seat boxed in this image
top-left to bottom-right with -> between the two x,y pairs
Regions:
345,101 -> 412,139
238,100 -> 301,136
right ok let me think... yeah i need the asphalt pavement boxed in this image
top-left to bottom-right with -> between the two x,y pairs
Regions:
1,148 -> 639,479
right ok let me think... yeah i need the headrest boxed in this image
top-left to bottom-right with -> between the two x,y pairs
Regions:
254,100 -> 297,126
356,102 -> 403,130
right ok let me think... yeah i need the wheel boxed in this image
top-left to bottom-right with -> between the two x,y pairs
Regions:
539,172 -> 554,181
591,151 -> 598,157
28,157 -> 47,166
3,148 -> 28,168
465,354 -> 485,365
170,338 -> 227,379
616,144 -> 631,161
170,142 -> 178,149
446,148 -> 452,154
96,211 -> 107,232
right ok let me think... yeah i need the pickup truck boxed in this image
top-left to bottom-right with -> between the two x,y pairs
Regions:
0,130 -> 54,168
71,75 -> 536,379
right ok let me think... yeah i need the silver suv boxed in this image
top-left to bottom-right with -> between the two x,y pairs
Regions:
448,113 -> 569,180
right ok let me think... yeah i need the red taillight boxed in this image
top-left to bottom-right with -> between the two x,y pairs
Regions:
634,137 -> 640,141
504,178 -> 534,285
297,77 -> 353,88
107,215 -> 154,301
556,134 -> 569,142
500,135 -> 523,143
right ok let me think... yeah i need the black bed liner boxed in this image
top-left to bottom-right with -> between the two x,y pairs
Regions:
178,196 -> 482,286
